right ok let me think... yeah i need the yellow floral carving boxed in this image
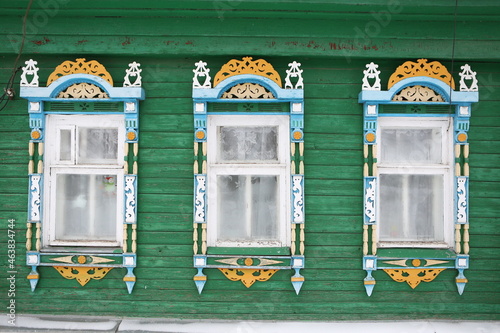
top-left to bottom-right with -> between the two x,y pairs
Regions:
388,59 -> 455,89
53,266 -> 113,286
47,58 -> 113,86
383,268 -> 446,289
218,268 -> 278,288
214,57 -> 282,87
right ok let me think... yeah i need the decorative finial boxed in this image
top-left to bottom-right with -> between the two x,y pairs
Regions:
459,64 -> 478,92
362,62 -> 381,91
193,61 -> 211,88
285,61 -> 304,89
20,59 -> 39,87
123,62 -> 142,87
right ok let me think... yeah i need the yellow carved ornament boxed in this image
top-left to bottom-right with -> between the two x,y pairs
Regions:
53,266 -> 113,286
383,268 -> 446,289
218,268 -> 278,288
388,59 -> 455,90
47,58 -> 113,86
214,57 -> 282,87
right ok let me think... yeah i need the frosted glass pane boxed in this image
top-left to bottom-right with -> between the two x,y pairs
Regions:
78,128 -> 118,164
59,129 -> 71,161
55,174 -> 117,241
379,174 -> 444,242
217,175 -> 278,242
381,128 -> 442,164
219,126 -> 278,162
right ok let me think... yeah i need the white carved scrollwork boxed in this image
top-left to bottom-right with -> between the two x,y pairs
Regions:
364,178 -> 376,223
285,61 -> 304,89
123,62 -> 142,87
20,59 -> 39,87
125,176 -> 137,223
459,64 -> 478,92
292,176 -> 304,223
29,175 -> 41,221
194,175 -> 206,223
362,62 -> 381,91
456,177 -> 467,223
193,61 -> 211,88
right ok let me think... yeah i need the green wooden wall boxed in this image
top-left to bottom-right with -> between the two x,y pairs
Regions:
0,0 -> 499,321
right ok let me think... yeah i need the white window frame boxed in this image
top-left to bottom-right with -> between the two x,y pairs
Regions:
207,114 -> 290,248
377,116 -> 454,248
44,114 -> 125,248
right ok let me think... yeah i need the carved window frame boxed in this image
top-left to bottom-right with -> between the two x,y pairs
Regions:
20,58 -> 144,293
359,59 -> 479,296
191,57 -> 305,293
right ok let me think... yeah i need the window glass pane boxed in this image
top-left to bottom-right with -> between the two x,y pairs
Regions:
59,129 -> 72,161
379,174 -> 444,242
219,126 -> 278,162
55,174 -> 117,242
217,175 -> 278,242
381,128 -> 442,164
78,128 -> 118,164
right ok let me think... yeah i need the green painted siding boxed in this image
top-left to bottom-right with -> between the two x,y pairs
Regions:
0,0 -> 499,321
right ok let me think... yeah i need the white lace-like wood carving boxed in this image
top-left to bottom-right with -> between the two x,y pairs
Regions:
221,83 -> 274,99
456,177 -> 467,223
285,61 -> 304,89
57,83 -> 109,99
362,62 -> 381,91
194,175 -> 206,223
125,176 -> 137,223
29,175 -> 41,221
292,176 -> 304,223
364,178 -> 376,223
20,59 -> 39,87
193,61 -> 212,88
392,85 -> 444,102
123,62 -> 142,87
459,64 -> 478,92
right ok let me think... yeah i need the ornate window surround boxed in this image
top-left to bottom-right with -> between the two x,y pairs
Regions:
191,57 -> 305,294
359,59 -> 479,296
20,58 -> 144,293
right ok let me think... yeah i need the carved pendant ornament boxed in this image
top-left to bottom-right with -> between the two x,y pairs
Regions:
359,59 -> 478,296
383,268 -> 445,289
219,268 -> 279,288
53,266 -> 113,286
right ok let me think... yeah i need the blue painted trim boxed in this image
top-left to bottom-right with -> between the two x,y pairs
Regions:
193,74 -> 303,101
364,177 -> 377,225
20,74 -> 145,100
359,77 -> 479,104
379,113 -> 455,118
207,112 -> 289,116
